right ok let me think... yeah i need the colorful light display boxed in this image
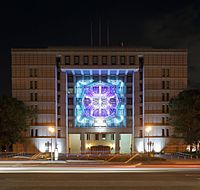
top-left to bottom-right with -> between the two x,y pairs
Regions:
75,79 -> 126,127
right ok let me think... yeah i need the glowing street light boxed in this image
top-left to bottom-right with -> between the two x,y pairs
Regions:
145,126 -> 152,156
48,126 -> 55,161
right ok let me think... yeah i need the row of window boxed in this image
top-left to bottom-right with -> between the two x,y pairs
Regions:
139,129 -> 170,137
65,55 -> 136,65
30,129 -> 61,137
29,68 -> 38,77
86,134 -> 115,141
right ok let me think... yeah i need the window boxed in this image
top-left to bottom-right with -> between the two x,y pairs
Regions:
120,56 -> 125,65
57,106 -> 61,115
111,134 -> 114,140
65,56 -> 70,65
139,57 -> 144,67
129,56 -> 135,65
57,95 -> 60,104
68,97 -> 73,105
29,69 -> 33,77
35,129 -> 38,137
30,93 -> 33,101
57,72 -> 60,80
162,105 -> 165,113
127,87 -> 132,94
86,134 -> 90,140
68,75 -> 73,82
139,71 -> 143,80
68,87 -> 73,94
58,118 -> 61,126
111,56 -> 116,65
30,81 -> 33,89
83,56 -> 89,65
162,93 -> 165,101
34,81 -> 37,89
162,129 -> 165,137
102,56 -> 107,65
166,129 -> 169,137
166,93 -> 169,101
31,129 -> 34,137
162,117 -> 165,125
93,56 -> 98,65
74,56 -> 79,65
34,69 -> 38,77
35,93 -> 37,101
166,81 -> 170,89
139,95 -> 143,103
68,109 -> 73,116
127,109 -> 132,116
162,81 -> 165,89
57,83 -> 60,91
102,134 -> 106,140
127,75 -> 132,82
139,130 -> 143,138
140,118 -> 143,126
58,130 -> 61,138
140,106 -> 143,114
140,83 -> 143,91
56,57 -> 61,65
166,117 -> 169,125
166,105 -> 169,113
162,69 -> 165,77
95,134 -> 99,140
166,69 -> 169,77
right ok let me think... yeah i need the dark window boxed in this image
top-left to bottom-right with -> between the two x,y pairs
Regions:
65,56 -> 70,65
129,56 -> 135,65
162,117 -> 165,125
58,130 -> 61,138
166,129 -> 169,137
31,129 -> 34,137
162,129 -> 165,137
35,93 -> 38,101
93,56 -> 98,65
166,93 -> 169,101
35,129 -> 38,137
68,75 -> 73,82
74,56 -> 79,65
57,71 -> 60,80
86,134 -> 90,140
111,56 -> 116,65
127,98 -> 132,105
140,83 -> 143,91
57,83 -> 60,91
120,56 -> 125,65
139,130 -> 143,138
140,118 -> 143,126
95,134 -> 99,140
166,69 -> 170,77
111,134 -> 114,140
34,81 -> 37,89
30,81 -> 33,89
139,71 -> 143,80
68,97 -> 73,105
127,75 -> 132,82
139,95 -> 143,103
29,69 -> 33,77
102,134 -> 106,140
57,95 -> 60,104
57,106 -> 61,115
166,105 -> 169,113
139,57 -> 144,68
83,56 -> 89,65
56,57 -> 61,65
127,109 -> 132,116
140,106 -> 143,114
127,87 -> 132,94
162,93 -> 165,101
30,93 -> 33,101
162,81 -> 165,89
102,56 -> 107,65
162,105 -> 165,113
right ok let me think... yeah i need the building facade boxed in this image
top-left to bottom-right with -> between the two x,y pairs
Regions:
11,47 -> 187,154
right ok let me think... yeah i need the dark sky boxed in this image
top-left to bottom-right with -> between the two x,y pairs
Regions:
1,0 -> 200,95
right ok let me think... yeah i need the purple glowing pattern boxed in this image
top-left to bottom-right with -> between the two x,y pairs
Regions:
82,82 -> 118,118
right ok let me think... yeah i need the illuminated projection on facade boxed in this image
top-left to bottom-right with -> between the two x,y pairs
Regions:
75,79 -> 126,127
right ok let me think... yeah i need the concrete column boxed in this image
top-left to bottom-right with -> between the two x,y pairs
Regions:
80,133 -> 85,154
115,133 -> 120,154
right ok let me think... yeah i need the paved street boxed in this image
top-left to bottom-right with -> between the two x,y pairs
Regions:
0,165 -> 200,190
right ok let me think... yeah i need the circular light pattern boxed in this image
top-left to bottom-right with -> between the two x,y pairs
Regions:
83,82 -> 118,118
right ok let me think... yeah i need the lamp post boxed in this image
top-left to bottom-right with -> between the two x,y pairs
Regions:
145,126 -> 152,157
48,126 -> 55,161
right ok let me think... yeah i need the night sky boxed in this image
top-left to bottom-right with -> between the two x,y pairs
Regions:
1,0 -> 200,95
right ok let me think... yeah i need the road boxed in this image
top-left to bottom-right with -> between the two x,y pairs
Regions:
0,166 -> 200,189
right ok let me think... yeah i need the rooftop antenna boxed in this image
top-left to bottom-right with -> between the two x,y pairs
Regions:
99,17 -> 101,47
107,22 -> 110,47
90,22 -> 93,47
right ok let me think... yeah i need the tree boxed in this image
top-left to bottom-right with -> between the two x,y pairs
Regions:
169,89 -> 200,152
0,96 -> 35,150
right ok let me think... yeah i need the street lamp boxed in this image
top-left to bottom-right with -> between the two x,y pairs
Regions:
48,126 -> 55,161
145,126 -> 152,156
